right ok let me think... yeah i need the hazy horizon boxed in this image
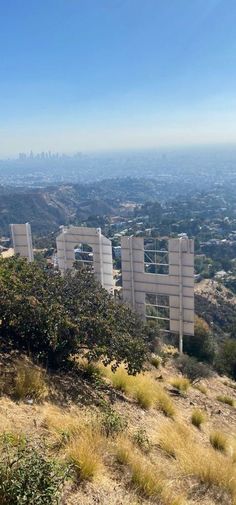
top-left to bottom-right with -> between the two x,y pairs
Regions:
1,0 -> 236,157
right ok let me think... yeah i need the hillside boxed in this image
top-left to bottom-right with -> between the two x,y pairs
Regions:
195,279 -> 236,336
0,178 -> 161,236
0,185 -> 118,235
0,353 -> 235,505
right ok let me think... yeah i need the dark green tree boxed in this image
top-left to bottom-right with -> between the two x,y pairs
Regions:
0,257 -> 147,373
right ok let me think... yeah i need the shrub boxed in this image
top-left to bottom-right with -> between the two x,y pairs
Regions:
101,404 -> 127,437
0,443 -> 65,505
184,316 -> 215,363
191,409 -> 205,428
217,395 -> 235,407
13,360 -> 48,401
67,427 -> 103,481
170,376 -> 190,393
210,431 -> 228,452
176,354 -> 212,382
215,339 -> 236,380
132,428 -> 150,451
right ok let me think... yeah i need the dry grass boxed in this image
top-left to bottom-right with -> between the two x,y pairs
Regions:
42,404 -> 86,448
130,457 -> 164,497
210,431 -> 228,452
158,420 -> 192,457
101,365 -> 134,393
115,436 -> 186,504
115,435 -> 135,465
150,355 -> 161,369
131,375 -> 157,409
194,383 -> 207,395
67,426 -> 104,481
191,409 -> 206,428
75,356 -> 101,377
170,376 -> 190,393
43,403 -> 104,481
158,420 -> 236,502
13,360 -> 48,401
101,365 -> 176,415
217,394 -> 235,407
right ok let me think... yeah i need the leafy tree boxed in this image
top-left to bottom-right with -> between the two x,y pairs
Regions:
183,316 -> 215,363
0,257 -> 147,373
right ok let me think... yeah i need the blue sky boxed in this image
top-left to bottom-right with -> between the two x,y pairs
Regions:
0,0 -> 236,156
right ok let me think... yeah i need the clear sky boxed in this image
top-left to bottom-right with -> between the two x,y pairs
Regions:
0,0 -> 236,156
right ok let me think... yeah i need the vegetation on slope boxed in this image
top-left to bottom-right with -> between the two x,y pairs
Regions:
0,257 -> 147,373
0,352 -> 235,505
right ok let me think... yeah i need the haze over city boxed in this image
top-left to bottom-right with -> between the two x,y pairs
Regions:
1,0 -> 236,157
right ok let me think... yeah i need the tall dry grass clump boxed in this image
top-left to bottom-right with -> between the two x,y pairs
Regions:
170,376 -> 190,393
67,426 -> 104,481
194,383 -> 207,395
131,375 -> 158,409
217,395 -> 235,407
150,355 -> 161,369
210,431 -> 228,452
191,409 -> 206,428
156,390 -> 176,418
100,364 -> 134,393
13,359 -> 48,401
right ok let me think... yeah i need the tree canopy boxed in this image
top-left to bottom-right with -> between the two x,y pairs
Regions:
0,257 -> 147,373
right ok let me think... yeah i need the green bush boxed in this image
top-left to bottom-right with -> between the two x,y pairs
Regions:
215,339 -> 236,380
0,442 -> 65,505
101,402 -> 127,437
0,257 -> 147,374
183,316 -> 215,363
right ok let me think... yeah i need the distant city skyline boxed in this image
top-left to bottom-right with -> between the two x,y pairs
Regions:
0,0 -> 236,157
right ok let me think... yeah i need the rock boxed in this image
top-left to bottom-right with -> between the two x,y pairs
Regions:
25,398 -> 34,405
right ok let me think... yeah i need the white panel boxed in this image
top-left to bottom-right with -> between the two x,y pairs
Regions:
56,226 -> 113,292
121,235 -> 194,336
